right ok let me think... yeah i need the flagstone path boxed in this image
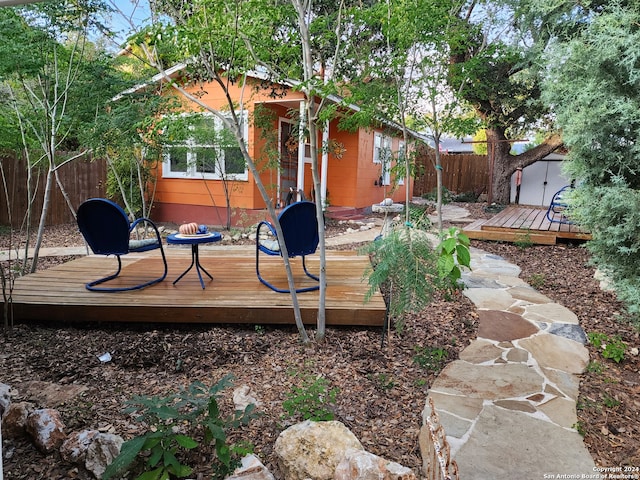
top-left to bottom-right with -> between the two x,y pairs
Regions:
424,248 -> 595,479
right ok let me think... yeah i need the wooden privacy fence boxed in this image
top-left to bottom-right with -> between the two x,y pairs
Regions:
0,153 -> 107,228
414,153 -> 488,198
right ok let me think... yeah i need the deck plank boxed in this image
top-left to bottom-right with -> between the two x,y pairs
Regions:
4,250 -> 386,327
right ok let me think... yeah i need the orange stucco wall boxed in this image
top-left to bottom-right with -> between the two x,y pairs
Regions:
152,75 -> 411,226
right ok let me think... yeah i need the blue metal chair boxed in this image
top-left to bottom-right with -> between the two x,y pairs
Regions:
256,201 -> 319,293
77,198 -> 168,291
546,185 -> 574,224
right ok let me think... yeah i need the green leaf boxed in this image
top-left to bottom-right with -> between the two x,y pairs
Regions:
175,435 -> 199,449
457,232 -> 471,247
208,422 -> 226,441
148,447 -> 163,467
440,237 -> 456,254
136,467 -> 166,480
163,450 -> 181,473
102,435 -> 148,479
456,244 -> 471,268
438,254 -> 455,275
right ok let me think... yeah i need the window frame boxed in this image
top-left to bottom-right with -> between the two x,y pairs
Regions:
162,112 -> 249,181
373,132 -> 392,186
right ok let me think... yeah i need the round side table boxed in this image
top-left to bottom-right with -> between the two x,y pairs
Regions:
166,232 -> 222,289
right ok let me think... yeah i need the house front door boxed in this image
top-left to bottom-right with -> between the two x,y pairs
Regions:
280,121 -> 298,207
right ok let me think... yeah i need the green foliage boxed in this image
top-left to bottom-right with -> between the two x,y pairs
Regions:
367,373 -> 396,392
102,375 -> 258,480
572,421 -> 586,437
451,191 -> 480,203
585,361 -> 604,375
361,223 -> 441,322
542,3 -> 640,319
601,393 -> 620,409
528,273 -> 546,290
413,346 -> 449,373
513,231 -> 534,249
587,332 -> 627,363
436,227 -> 472,294
282,369 -> 338,422
422,186 -> 451,204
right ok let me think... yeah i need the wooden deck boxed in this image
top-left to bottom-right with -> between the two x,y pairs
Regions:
3,249 -> 386,327
463,206 -> 591,245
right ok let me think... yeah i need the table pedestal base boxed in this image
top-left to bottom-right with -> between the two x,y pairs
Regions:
173,244 -> 213,289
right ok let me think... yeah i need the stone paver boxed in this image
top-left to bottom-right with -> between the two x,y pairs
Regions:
426,250 -> 595,479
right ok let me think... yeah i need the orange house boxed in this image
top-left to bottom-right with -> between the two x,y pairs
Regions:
140,67 -> 412,226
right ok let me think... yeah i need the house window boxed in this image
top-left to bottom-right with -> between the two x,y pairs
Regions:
373,132 -> 392,185
163,113 -> 248,181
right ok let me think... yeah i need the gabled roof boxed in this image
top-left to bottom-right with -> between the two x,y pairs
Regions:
114,62 -> 421,139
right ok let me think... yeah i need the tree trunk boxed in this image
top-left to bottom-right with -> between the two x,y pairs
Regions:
488,128 -> 564,205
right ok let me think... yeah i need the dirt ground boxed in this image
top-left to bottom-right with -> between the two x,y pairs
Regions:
1,203 -> 639,479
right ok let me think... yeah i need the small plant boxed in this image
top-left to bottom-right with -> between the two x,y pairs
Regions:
436,227 -> 472,294
368,373 -> 396,392
514,231 -> 534,249
585,360 -> 604,374
572,421 -> 586,437
422,186 -> 452,204
413,346 -> 449,373
254,325 -> 265,335
588,332 -> 627,363
361,220 -> 441,323
529,273 -> 546,289
282,371 -> 338,422
601,393 -> 620,408
103,375 -> 258,480
451,191 -> 480,203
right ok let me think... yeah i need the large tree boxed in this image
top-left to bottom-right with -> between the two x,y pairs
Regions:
447,1 -> 564,205
542,1 -> 640,319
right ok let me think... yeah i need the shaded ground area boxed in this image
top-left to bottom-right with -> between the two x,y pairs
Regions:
1,203 -> 639,478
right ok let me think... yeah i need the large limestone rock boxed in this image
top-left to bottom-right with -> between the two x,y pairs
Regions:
2,402 -> 34,438
25,408 -> 66,453
275,420 -> 364,480
60,429 -> 99,464
334,449 -> 416,480
85,432 -> 124,479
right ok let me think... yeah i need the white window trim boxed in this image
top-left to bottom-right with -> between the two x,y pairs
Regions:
162,112 -> 249,181
373,132 -> 392,185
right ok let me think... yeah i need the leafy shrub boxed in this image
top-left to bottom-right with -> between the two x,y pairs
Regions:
282,371 -> 338,421
422,186 -> 452,204
436,227 -> 472,294
103,375 -> 258,480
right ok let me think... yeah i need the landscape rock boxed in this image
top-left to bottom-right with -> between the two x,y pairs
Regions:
21,380 -> 89,407
275,420 -> 363,480
85,432 -> 124,479
60,429 -> 99,464
233,385 -> 261,411
2,401 -> 34,438
0,383 -> 11,417
26,408 -> 66,453
227,453 -> 275,480
334,449 -> 416,480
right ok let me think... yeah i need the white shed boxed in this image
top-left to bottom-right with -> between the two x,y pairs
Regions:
510,153 -> 571,206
